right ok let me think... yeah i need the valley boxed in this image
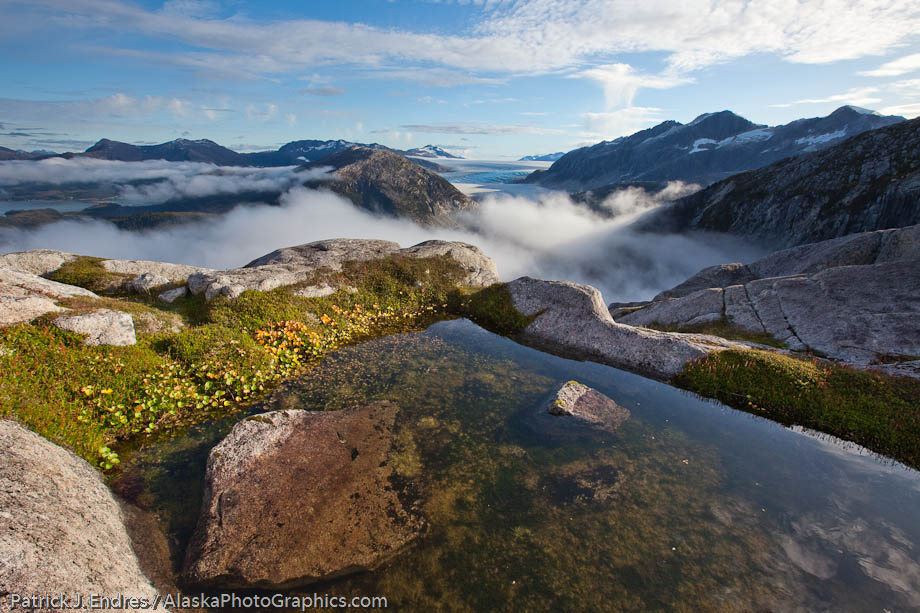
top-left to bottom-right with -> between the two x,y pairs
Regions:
2,5 -> 920,607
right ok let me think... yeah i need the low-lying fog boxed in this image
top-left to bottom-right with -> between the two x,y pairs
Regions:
0,158 -> 765,303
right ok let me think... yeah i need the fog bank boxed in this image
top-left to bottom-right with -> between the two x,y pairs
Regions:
0,183 -> 764,303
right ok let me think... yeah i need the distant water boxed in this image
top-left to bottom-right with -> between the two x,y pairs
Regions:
0,200 -> 90,215
436,159 -> 555,198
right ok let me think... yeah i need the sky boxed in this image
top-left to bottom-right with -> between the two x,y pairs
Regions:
1,0 -> 919,159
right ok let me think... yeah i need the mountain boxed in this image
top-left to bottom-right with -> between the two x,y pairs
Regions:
524,106 -> 905,191
300,147 -> 475,226
519,152 -> 565,162
243,139 -> 397,166
74,138 -> 246,165
0,146 -> 43,161
642,116 -> 920,248
45,137 -> 450,170
405,145 -> 461,159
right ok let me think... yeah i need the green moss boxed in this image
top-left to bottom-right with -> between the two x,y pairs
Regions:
1,253 -> 475,469
152,323 -> 272,373
648,318 -> 787,349
46,256 -> 128,292
0,323 -> 168,461
460,283 -> 536,336
675,349 -> 920,469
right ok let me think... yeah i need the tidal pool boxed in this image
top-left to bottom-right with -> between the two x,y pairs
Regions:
120,319 -> 920,611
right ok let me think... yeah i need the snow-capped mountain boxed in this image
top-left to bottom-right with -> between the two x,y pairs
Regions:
523,106 -> 905,191
405,145 -> 462,159
519,152 -> 565,162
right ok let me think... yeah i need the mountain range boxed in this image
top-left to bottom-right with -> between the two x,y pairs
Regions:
47,138 -> 463,167
640,116 -> 920,248
524,106 -> 904,191
519,152 -> 565,162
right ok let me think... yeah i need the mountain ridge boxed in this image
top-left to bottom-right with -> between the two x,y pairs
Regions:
524,106 -> 905,191
640,116 -> 920,248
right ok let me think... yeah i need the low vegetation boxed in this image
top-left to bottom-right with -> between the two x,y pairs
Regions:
0,255 -> 467,469
46,256 -> 128,291
647,318 -> 786,349
459,283 -> 537,335
675,348 -> 920,469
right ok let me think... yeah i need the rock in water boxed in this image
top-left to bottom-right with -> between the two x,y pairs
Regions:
506,277 -> 743,380
0,420 -> 162,609
183,401 -> 425,589
548,381 -> 630,432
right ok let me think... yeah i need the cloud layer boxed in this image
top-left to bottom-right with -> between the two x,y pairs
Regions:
0,171 -> 762,302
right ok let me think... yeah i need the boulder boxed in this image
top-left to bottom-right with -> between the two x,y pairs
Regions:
157,286 -> 188,304
0,294 -> 66,326
647,225 -> 920,302
292,284 -> 338,298
244,238 -> 400,269
506,277 -> 744,381
652,263 -> 754,301
0,266 -> 99,327
100,259 -> 213,282
398,240 -> 500,287
53,309 -> 137,346
548,381 -> 630,432
189,238 -> 498,301
130,272 -> 170,293
0,249 -> 77,275
618,287 -> 724,328
0,420 -> 162,611
0,266 -> 97,300
616,260 -> 920,368
183,401 -> 425,589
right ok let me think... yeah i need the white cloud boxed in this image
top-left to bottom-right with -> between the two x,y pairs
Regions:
878,103 -> 920,117
12,0 -> 920,80
244,103 -> 277,122
859,53 -> 920,77
399,123 -> 563,135
0,179 -> 762,302
580,107 -> 662,140
772,87 -> 883,108
574,63 -> 690,109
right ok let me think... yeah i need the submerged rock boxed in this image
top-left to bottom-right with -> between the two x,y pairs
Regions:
53,309 -> 137,346
548,381 -> 630,432
0,420 -> 162,610
183,401 -> 425,589
506,277 -> 743,381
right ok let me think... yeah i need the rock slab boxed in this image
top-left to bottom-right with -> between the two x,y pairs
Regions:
189,238 -> 499,301
53,309 -> 137,346
548,381 -> 630,432
0,266 -> 99,326
507,277 -> 743,381
0,420 -> 162,612
183,401 -> 425,589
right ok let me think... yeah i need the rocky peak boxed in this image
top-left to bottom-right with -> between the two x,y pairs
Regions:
299,147 -> 475,226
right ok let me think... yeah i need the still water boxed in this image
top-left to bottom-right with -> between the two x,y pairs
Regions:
122,319 -> 920,611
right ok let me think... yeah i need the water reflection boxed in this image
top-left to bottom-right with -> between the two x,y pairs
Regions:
121,319 -> 920,611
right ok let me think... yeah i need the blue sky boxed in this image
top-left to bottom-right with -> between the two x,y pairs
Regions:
1,0 -> 919,159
